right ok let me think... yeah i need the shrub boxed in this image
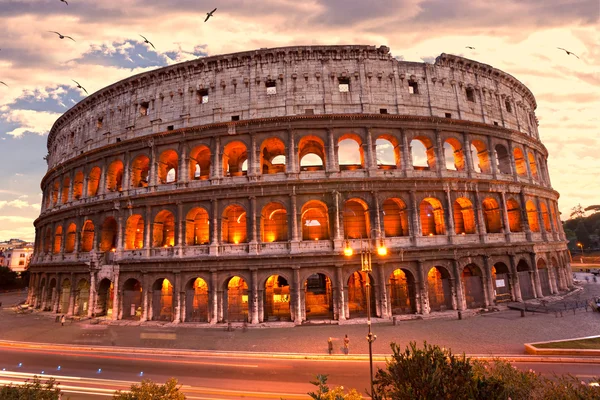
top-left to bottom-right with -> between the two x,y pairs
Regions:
0,376 -> 62,399
113,378 -> 186,400
308,374 -> 363,400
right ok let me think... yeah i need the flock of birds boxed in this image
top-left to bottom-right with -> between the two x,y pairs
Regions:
0,1 -> 583,91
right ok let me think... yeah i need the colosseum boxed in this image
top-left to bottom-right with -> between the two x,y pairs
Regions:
27,45 -> 573,325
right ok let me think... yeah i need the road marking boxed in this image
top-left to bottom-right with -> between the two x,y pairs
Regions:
140,332 -> 177,340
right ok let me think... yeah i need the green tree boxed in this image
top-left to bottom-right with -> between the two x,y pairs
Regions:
0,266 -> 18,289
0,376 -> 62,399
113,378 -> 186,400
575,220 -> 591,249
308,374 -> 363,400
571,203 -> 586,219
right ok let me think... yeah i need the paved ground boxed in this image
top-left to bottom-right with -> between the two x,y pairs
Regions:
1,274 -> 599,356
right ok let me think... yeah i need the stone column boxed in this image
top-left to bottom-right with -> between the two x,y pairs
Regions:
377,263 -> 389,319
333,191 -> 343,249
88,270 -> 96,317
179,144 -> 188,184
287,129 -> 297,174
67,171 -> 74,203
174,272 -> 181,323
487,135 -> 498,179
210,199 -> 219,256
98,159 -> 107,195
409,190 -> 420,242
176,202 -> 184,256
326,129 -> 338,173
453,259 -> 466,311
374,192 -> 382,238
290,193 -> 299,242
122,152 -> 131,192
509,254 -> 523,302
507,140 -> 518,181
483,256 -> 495,306
499,192 -> 512,242
248,135 -> 257,177
116,213 -> 124,256
210,270 -> 218,324
523,145 -> 533,182
519,190 -> 532,241
293,267 -> 302,325
445,188 -> 455,237
112,271 -> 120,320
149,145 -> 157,187
251,269 -> 259,324
474,189 -> 486,242
536,197 -> 548,242
530,252 -> 543,298
336,265 -> 346,320
434,130 -> 444,175
416,261 -> 429,314
401,128 -> 411,176
366,128 -> 377,174
144,205 -> 152,257
82,168 -> 89,199
67,273 -> 76,316
463,132 -> 473,177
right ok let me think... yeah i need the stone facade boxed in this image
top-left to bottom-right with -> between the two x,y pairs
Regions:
28,45 -> 571,325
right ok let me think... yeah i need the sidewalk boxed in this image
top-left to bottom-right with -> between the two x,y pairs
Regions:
1,282 -> 599,357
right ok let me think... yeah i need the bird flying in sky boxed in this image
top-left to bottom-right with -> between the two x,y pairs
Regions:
0,81 -> 8,87
205,8 -> 217,22
72,79 -> 88,95
60,0 -> 68,5
465,46 -> 475,49
557,47 -> 579,59
139,34 -> 156,49
49,31 -> 75,41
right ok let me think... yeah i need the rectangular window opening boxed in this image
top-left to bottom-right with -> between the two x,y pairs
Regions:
445,113 -> 452,118
380,108 -> 388,114
167,125 -> 174,131
408,81 -> 419,94
493,121 -> 499,126
505,100 -> 512,113
97,118 -> 103,129
266,80 -> 277,95
338,77 -> 350,93
231,115 -> 240,121
140,102 -> 149,116
305,109 -> 314,115
466,88 -> 475,102
198,89 -> 209,104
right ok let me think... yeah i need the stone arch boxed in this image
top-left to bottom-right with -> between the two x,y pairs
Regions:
158,149 -> 179,184
189,144 -> 211,180
95,278 -> 113,317
301,200 -> 330,241
491,262 -> 511,302
130,154 -> 150,188
87,166 -> 101,197
59,278 -> 71,314
343,198 -> 370,239
100,217 -> 118,252
223,141 -> 248,177
382,198 -> 409,237
80,220 -> 95,252
495,144 -> 511,174
347,271 -> 375,318
223,276 -> 249,322
540,202 -> 551,232
53,225 -> 63,254
537,258 -> 551,296
462,264 -> 485,308
526,200 -> 540,232
304,272 -> 334,320
470,139 -> 491,173
506,198 -> 522,232
517,258 -> 535,300
45,277 -> 57,311
260,137 -> 286,174
261,202 -> 288,242
375,134 -> 400,169
75,279 -> 90,316
550,256 -> 563,291
443,137 -> 465,171
389,268 -> 417,315
51,180 -> 59,206
65,223 -> 77,253
482,197 -> 502,233
338,133 -> 364,170
528,152 -> 538,180
125,214 -> 145,250
222,204 -> 247,244
61,176 -> 70,204
513,147 -> 527,177
153,210 -> 175,247
44,227 -> 52,253
298,135 -> 326,171
106,159 -> 124,192
185,277 -> 209,322
264,275 -> 291,321
185,207 -> 210,246
411,136 -> 436,170
427,266 -> 453,311
453,197 -> 476,234
121,278 -> 143,320
72,171 -> 84,200
420,197 -> 446,236
151,278 -> 174,321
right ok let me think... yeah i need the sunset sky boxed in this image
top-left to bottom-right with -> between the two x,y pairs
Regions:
0,0 -> 598,242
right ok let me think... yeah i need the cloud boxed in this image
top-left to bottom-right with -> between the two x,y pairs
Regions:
0,109 -> 61,137
0,199 -> 39,210
73,40 -> 174,69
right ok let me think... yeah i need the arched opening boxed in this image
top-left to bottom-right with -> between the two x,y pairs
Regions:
100,217 -> 118,252
73,171 -> 84,200
540,202 -> 551,232
338,135 -> 364,171
513,147 -> 527,177
158,150 -> 179,184
130,155 -> 150,188
45,278 -> 56,311
528,152 -> 538,180
65,223 -> 76,253
153,210 -> 175,247
298,135 -> 325,172
80,220 -> 95,252
222,204 -> 247,244
185,208 -> 210,246
51,180 -> 59,206
517,259 -> 534,300
495,145 -> 511,174
470,140 -> 490,173
526,200 -> 540,232
75,279 -> 90,316
264,275 -> 291,321
427,266 -> 453,311
453,198 -> 476,235
506,198 -> 522,232
347,271 -> 376,318
382,198 -> 409,237
152,279 -> 174,321
185,278 -> 209,322
411,137 -> 436,170
225,276 -> 248,322
376,136 -> 399,170
261,203 -> 288,242
106,160 -> 124,192
61,176 -> 70,204
59,279 -> 71,314
189,145 -> 211,180
537,259 -> 551,296
443,138 -> 465,171
95,278 -> 113,317
343,199 -> 370,239
420,197 -> 446,236
482,198 -> 502,233
492,262 -> 511,302
260,138 -> 286,174
53,226 -> 63,254
462,265 -> 485,308
389,269 -> 417,315
223,141 -> 248,177
301,201 -> 330,241
551,257 -> 562,291
87,167 -> 101,197
304,273 -> 333,320
125,214 -> 144,250
550,204 -> 558,232
122,278 -> 143,320
44,228 -> 52,253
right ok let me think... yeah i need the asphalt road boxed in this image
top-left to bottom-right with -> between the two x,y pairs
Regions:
1,346 -> 598,399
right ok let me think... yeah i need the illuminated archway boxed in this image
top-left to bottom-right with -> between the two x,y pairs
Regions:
152,278 -> 174,321
420,198 -> 446,235
72,171 -> 84,200
225,276 -> 248,322
260,138 -> 286,174
65,223 -> 76,253
411,137 -> 436,170
453,198 -> 476,234
482,198 -> 502,233
53,225 -> 63,254
80,220 -> 95,252
304,273 -> 333,320
347,271 -> 375,318
186,208 -> 210,245
338,134 -> 364,170
158,150 -> 179,184
223,141 -> 248,177
61,176 -> 70,204
376,135 -> 399,169
87,167 -> 101,197
470,140 -> 490,173
106,160 -> 124,192
513,147 -> 527,177
125,214 -> 144,250
185,278 -> 209,322
382,198 -> 409,237
99,217 -> 118,252
427,266 -> 453,311
506,198 -> 522,232
526,200 -> 540,232
261,203 -> 288,242
130,155 -> 150,188
264,275 -> 291,321
222,205 -> 247,244
443,138 -> 465,171
301,201 -> 330,241
343,199 -> 369,239
389,269 -> 416,315
189,145 -> 211,180
298,135 -> 325,172
153,210 -> 175,247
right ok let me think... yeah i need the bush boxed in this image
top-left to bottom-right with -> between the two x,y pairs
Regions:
308,374 -> 363,400
113,378 -> 186,400
0,376 -> 62,399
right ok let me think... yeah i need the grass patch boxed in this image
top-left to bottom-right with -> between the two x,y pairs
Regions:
533,337 -> 600,349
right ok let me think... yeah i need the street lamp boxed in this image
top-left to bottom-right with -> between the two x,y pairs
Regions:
343,235 -> 387,397
577,242 -> 584,263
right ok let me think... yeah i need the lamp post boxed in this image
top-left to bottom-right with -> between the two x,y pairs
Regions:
577,242 -> 584,264
344,235 -> 387,397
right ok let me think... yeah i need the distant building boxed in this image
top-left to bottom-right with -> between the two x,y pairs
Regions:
3,246 -> 34,273
0,238 -> 28,252
0,251 -> 6,267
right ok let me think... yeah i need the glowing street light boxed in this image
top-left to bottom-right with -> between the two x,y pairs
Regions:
577,242 -> 584,263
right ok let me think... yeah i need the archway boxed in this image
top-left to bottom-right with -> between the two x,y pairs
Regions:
75,279 -> 90,316
338,135 -> 364,171
495,144 -> 511,174
343,199 -> 369,239
100,217 -> 118,252
80,220 -> 95,252
225,276 -> 248,322
65,223 -> 76,253
260,138 -> 286,174
443,138 -> 465,171
298,135 -> 325,172
517,260 -> 534,300
152,278 -> 174,321
376,136 -> 399,169
158,150 -> 179,184
420,198 -> 446,236
537,259 -> 551,296
87,167 -> 101,197
222,205 -> 247,244
95,278 -> 113,317
427,267 -> 453,311
526,200 -> 540,232
189,145 -> 211,180
389,269 -> 417,315
51,180 -> 59,206
223,141 -> 248,177
261,203 -> 288,242
411,137 -> 435,170
382,198 -> 409,237
506,198 -> 522,232
61,176 -> 70,204
185,278 -> 209,322
491,262 -> 511,302
46,278 -> 57,311
122,278 -> 143,320
347,271 -> 376,318
453,198 -> 476,234
540,202 -> 551,232
106,160 -> 124,192
73,171 -> 84,199
185,208 -> 210,245
53,226 -> 63,254
130,155 -> 150,188
264,275 -> 291,321
301,201 -> 330,240
528,152 -> 538,180
462,265 -> 485,308
153,210 -> 175,247
470,140 -> 490,173
551,257 -> 562,291
482,198 -> 502,233
513,148 -> 527,177
304,273 -> 333,320
59,279 -> 71,314
125,214 -> 144,250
